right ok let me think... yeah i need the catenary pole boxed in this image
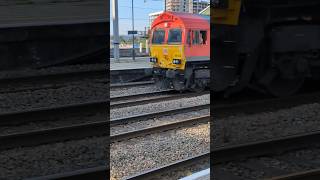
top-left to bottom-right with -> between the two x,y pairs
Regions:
112,0 -> 120,62
132,0 -> 135,61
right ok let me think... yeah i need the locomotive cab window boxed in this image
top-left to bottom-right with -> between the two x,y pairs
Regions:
168,28 -> 182,44
152,29 -> 165,44
187,30 -> 191,45
193,30 -> 207,45
200,30 -> 207,44
192,30 -> 200,44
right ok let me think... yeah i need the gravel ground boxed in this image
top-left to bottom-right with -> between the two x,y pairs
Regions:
111,108 -> 209,135
0,136 -> 108,180
110,123 -> 210,180
110,85 -> 165,98
0,81 -> 108,113
111,94 -> 210,119
218,145 -> 320,180
0,64 -> 105,80
213,103 -> 320,146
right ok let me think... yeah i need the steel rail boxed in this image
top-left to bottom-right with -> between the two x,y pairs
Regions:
212,131 -> 320,164
110,104 -> 210,127
110,115 -> 210,142
212,131 -> 320,179
111,91 -> 209,109
0,120 -> 109,151
213,91 -> 320,119
268,168 -> 320,180
126,131 -> 320,180
0,68 -> 107,94
0,100 -> 107,126
27,117 -> 210,179
111,89 -> 174,103
125,152 -> 210,180
26,166 -> 108,180
110,81 -> 154,89
0,104 -> 208,150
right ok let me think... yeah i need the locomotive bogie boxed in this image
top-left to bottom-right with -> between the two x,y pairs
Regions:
153,61 -> 210,91
212,0 -> 320,97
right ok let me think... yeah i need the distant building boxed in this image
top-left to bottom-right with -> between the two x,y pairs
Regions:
148,1 -> 208,29
166,0 -> 189,12
191,0 -> 209,14
148,11 -> 164,26
165,0 -> 208,14
199,5 -> 210,15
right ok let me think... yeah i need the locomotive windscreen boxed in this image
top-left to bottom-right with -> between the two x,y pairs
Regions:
152,29 -> 165,44
168,29 -> 182,44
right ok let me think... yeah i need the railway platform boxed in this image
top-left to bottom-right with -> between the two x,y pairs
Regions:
110,57 -> 152,83
0,0 -> 107,28
180,168 -> 210,180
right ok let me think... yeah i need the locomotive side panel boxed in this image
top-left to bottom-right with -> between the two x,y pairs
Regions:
212,0 -> 320,96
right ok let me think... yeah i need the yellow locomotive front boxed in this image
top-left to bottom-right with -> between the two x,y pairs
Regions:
150,43 -> 186,71
149,23 -> 186,71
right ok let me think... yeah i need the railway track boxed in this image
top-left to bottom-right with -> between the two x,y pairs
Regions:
213,91 -> 320,119
110,81 -> 154,89
110,104 -> 209,127
5,102 -> 208,179
0,119 -> 108,151
125,131 -> 320,180
213,131 -> 320,179
0,67 -> 107,94
29,132 -> 320,180
111,115 -> 209,143
114,92 -> 320,179
0,100 -> 106,126
268,168 -> 320,180
0,100 -> 208,150
111,91 -> 209,109
26,166 -> 107,180
126,152 -> 209,180
0,100 -> 107,150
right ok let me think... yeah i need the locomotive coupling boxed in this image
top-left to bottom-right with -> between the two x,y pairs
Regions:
166,69 -> 179,78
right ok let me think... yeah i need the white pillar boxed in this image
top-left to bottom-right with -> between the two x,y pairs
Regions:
146,39 -> 149,54
140,43 -> 143,53
112,0 -> 120,61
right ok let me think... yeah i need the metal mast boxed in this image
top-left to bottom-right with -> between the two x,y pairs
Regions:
112,0 -> 120,61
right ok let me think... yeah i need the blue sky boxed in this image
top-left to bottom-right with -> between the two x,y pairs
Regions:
110,0 -> 164,35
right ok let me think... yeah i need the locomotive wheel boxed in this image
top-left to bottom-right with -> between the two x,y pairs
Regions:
172,78 -> 186,91
190,79 -> 206,93
155,76 -> 170,90
262,55 -> 307,97
264,71 -> 304,97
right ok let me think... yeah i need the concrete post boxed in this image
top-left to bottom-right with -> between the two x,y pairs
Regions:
132,0 -> 135,61
146,39 -> 149,54
139,43 -> 143,53
112,0 -> 120,62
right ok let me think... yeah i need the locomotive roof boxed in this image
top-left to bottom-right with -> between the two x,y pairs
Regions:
151,11 -> 210,29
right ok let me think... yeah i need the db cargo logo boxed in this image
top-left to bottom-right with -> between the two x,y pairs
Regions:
163,48 -> 168,55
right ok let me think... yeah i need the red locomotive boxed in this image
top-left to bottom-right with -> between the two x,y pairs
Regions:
149,12 -> 210,91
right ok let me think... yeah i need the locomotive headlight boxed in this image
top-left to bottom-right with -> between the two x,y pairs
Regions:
172,59 -> 181,64
150,57 -> 157,63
